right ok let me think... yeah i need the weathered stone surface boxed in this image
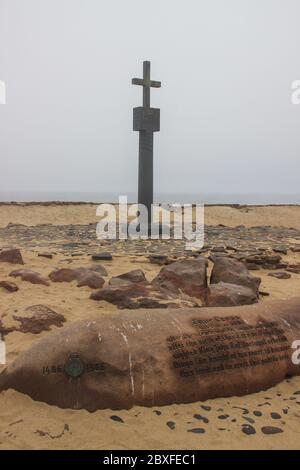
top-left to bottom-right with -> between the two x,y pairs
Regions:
109,269 -> 148,286
10,269 -> 50,286
0,248 -> 24,265
14,305 -> 66,334
210,257 -> 261,296
49,267 -> 105,289
90,283 -> 198,309
205,282 -> 258,307
1,298 -> 299,411
0,305 -> 65,336
152,257 -> 208,299
268,272 -> 291,280
0,280 -> 19,292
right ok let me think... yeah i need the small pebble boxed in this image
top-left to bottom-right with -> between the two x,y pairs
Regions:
166,421 -> 176,430
242,424 -> 256,435
110,415 -> 124,423
187,428 -> 205,434
261,426 -> 283,435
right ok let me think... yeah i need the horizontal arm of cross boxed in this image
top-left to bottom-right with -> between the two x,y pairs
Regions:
132,78 -> 161,88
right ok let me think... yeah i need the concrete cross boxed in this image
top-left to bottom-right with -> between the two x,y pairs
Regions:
132,61 -> 161,107
132,61 -> 161,228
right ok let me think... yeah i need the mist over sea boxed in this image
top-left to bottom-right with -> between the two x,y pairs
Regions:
0,191 -> 300,205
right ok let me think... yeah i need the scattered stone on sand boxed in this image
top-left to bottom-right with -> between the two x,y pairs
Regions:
10,269 -> 50,286
272,245 -> 288,255
253,410 -> 262,417
242,424 -> 256,435
245,253 -> 286,270
109,269 -> 148,286
166,421 -> 176,430
110,415 -> 124,423
148,254 -> 169,265
193,414 -> 209,424
290,245 -> 300,253
243,416 -> 255,424
153,410 -> 162,416
151,257 -> 208,299
270,412 -> 281,419
286,265 -> 300,274
201,405 -> 212,411
91,252 -> 113,261
210,257 -> 261,297
0,248 -> 24,265
205,282 -> 257,307
0,280 -> 19,292
187,428 -> 205,434
268,272 -> 291,280
49,267 -> 105,289
218,415 -> 229,420
38,252 -> 53,259
261,426 -> 283,435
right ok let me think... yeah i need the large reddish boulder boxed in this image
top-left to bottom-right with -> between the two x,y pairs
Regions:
210,257 -> 261,296
0,248 -> 24,265
90,283 -> 198,309
49,267 -> 105,289
205,282 -> 258,307
0,298 -> 299,411
10,269 -> 50,286
151,257 -> 208,299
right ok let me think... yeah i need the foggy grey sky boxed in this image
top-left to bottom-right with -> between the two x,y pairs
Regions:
1,0 -> 300,199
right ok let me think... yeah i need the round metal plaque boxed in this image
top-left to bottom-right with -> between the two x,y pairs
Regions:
64,353 -> 85,378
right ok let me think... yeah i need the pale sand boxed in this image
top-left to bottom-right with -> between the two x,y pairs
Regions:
1,203 -> 300,229
0,204 -> 300,449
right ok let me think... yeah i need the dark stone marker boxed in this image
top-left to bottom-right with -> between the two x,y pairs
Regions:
132,61 -> 161,226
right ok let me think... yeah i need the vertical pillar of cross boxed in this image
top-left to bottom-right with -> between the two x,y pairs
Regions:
132,61 -> 161,229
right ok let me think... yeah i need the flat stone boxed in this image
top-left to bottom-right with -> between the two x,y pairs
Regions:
268,272 -> 291,280
91,252 -> 113,261
261,426 -> 283,435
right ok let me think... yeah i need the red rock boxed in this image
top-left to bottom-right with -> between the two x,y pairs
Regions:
109,269 -> 148,286
49,267 -> 105,289
0,248 -> 24,265
152,257 -> 208,299
205,282 -> 258,307
1,298 -> 299,411
91,283 -> 199,309
14,305 -> 65,334
210,257 -> 261,296
10,269 -> 50,286
0,280 -> 19,292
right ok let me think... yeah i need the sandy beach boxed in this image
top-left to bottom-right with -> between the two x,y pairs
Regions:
0,203 -> 300,450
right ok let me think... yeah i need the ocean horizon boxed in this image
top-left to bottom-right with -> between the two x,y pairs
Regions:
0,191 -> 300,205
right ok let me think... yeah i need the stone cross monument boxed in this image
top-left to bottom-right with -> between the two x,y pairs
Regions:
132,61 -> 161,225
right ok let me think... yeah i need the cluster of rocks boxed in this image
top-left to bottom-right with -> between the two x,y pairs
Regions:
90,256 -> 261,309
